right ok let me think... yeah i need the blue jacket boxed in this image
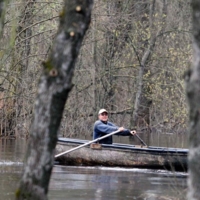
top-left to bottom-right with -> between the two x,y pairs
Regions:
93,120 -> 131,144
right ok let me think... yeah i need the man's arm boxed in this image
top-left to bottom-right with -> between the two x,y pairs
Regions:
116,128 -> 137,136
95,121 -> 118,134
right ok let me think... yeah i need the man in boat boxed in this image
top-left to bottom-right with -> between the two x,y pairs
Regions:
93,109 -> 136,144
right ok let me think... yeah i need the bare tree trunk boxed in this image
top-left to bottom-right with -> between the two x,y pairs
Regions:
186,1 -> 200,199
97,1 -> 133,111
0,0 -> 8,36
15,1 -> 93,199
131,0 -> 167,132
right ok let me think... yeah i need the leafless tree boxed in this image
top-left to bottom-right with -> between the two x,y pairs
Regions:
15,1 -> 93,199
0,0 -> 7,36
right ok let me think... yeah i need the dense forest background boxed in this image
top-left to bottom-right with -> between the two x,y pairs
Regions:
0,0 -> 191,140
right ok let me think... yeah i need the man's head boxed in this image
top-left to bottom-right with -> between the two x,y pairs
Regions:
98,109 -> 108,122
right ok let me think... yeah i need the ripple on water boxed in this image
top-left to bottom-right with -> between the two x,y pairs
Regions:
0,161 -> 23,166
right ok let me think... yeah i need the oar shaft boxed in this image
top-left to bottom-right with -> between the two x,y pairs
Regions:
135,134 -> 148,146
55,130 -> 120,158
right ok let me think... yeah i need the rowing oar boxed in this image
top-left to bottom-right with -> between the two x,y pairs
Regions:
55,130 -> 121,158
134,133 -> 148,146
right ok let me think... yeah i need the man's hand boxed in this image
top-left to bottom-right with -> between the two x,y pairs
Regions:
118,127 -> 125,132
130,130 -> 137,135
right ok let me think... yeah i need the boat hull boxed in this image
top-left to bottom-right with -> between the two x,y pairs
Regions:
55,138 -> 188,171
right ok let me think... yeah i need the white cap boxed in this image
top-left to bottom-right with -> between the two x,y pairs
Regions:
98,109 -> 108,115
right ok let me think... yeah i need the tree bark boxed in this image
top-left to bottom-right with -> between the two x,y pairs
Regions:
0,0 -> 7,36
186,1 -> 200,200
15,0 -> 93,199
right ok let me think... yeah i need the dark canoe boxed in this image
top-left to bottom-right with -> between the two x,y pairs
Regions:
55,137 -> 188,171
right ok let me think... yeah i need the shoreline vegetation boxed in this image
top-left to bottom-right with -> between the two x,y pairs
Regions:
0,1 -> 191,143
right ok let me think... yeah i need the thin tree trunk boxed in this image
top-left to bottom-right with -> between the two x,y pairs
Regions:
131,0 -> 167,131
0,0 -> 8,36
15,1 -> 93,199
186,1 -> 200,199
99,1 -> 133,111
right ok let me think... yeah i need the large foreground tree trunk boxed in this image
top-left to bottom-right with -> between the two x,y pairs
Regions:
186,1 -> 200,200
15,1 -> 93,199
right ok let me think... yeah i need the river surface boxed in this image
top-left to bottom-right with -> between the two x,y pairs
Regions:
0,136 -> 188,200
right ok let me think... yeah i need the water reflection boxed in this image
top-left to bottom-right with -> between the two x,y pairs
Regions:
0,139 -> 25,200
83,132 -> 188,149
49,166 -> 187,200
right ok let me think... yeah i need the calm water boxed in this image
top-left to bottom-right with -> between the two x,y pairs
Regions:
49,166 -> 187,200
0,136 -> 188,200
